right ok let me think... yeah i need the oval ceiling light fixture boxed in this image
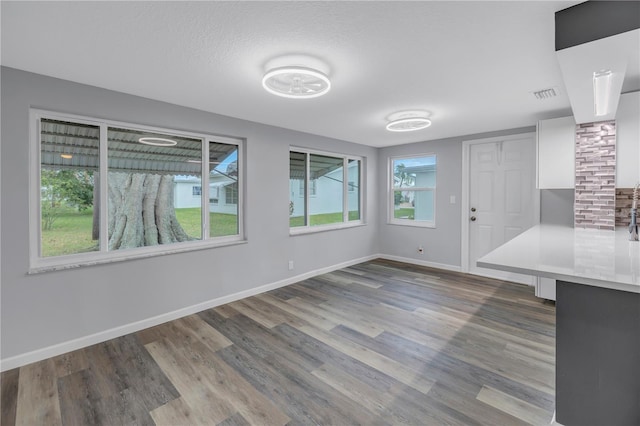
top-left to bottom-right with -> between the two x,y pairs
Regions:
262,66 -> 331,99
138,137 -> 178,147
60,153 -> 73,159
386,110 -> 432,132
386,117 -> 432,132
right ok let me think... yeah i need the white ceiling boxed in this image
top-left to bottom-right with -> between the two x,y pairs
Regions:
2,1 -> 585,147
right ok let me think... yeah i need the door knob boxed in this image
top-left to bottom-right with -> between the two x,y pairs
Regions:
471,207 -> 476,212
470,216 -> 476,221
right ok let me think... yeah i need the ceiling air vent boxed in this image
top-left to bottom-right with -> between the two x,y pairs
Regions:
532,87 -> 559,100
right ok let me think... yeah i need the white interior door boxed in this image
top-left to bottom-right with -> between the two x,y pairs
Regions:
467,135 -> 538,284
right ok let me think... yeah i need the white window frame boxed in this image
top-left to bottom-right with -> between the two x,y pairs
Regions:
290,147 -> 364,235
388,153 -> 437,228
29,109 -> 245,273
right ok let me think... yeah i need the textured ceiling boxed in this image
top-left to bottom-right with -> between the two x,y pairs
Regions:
2,1 -> 582,147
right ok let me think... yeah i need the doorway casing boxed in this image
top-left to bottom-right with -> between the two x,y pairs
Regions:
460,133 -> 540,285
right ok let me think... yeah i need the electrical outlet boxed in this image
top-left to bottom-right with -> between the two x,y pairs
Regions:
288,260 -> 294,270
418,246 -> 424,254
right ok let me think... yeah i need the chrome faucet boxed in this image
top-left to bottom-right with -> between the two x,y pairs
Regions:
630,184 -> 639,241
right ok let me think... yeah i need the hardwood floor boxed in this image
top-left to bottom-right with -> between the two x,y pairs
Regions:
1,259 -> 556,425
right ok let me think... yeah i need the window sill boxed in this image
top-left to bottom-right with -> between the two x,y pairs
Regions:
387,220 -> 436,228
29,237 -> 247,274
289,221 -> 366,236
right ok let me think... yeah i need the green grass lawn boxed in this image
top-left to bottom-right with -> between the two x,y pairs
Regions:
42,208 -> 238,257
175,208 -> 238,238
394,207 -> 415,219
41,209 -> 97,257
290,210 -> 360,227
43,207 -> 363,257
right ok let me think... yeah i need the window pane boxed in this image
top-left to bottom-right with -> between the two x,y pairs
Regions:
309,179 -> 317,196
393,189 -> 434,221
40,119 -> 100,257
289,151 -> 306,227
309,154 -> 343,226
107,127 -> 203,250
209,141 -> 239,237
393,155 -> 436,188
348,159 -> 360,221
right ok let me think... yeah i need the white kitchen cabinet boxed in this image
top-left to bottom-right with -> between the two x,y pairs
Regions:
537,116 -> 576,189
535,277 -> 556,301
616,91 -> 640,188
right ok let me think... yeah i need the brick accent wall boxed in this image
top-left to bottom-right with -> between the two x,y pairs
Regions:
574,121 -> 616,230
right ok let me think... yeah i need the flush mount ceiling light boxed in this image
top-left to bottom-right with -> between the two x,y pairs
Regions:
386,117 -> 432,132
593,69 -> 613,116
138,137 -> 177,147
60,153 -> 73,159
262,66 -> 331,99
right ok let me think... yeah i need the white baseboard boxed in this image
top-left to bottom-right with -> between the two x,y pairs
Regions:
0,254 -> 378,372
377,254 -> 462,272
379,254 -> 536,287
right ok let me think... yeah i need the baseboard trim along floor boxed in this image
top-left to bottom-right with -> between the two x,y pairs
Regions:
1,254 -> 382,371
377,254 -> 462,273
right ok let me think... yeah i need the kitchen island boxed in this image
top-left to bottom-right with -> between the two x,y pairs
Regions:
478,225 -> 640,426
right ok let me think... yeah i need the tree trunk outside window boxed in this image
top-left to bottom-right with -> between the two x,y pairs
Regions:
107,172 -> 192,250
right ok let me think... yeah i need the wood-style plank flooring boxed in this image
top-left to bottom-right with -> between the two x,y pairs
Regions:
1,259 -> 556,425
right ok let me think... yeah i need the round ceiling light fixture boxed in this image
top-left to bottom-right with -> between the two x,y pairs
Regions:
138,137 -> 177,147
386,117 -> 432,132
385,110 -> 432,132
262,66 -> 331,99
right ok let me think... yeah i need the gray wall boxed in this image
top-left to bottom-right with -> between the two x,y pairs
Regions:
0,66 -> 563,363
0,67 -> 379,360
377,128 -> 535,268
540,189 -> 575,227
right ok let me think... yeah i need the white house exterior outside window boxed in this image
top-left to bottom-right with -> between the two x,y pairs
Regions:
389,154 -> 436,227
30,109 -> 244,272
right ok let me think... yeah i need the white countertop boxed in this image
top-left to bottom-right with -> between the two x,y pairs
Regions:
477,224 -> 640,293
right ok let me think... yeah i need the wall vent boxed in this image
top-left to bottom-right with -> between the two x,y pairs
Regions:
532,87 -> 559,100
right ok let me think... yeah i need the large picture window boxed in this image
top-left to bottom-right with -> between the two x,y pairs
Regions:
31,110 -> 243,271
289,148 -> 363,232
390,154 -> 436,227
